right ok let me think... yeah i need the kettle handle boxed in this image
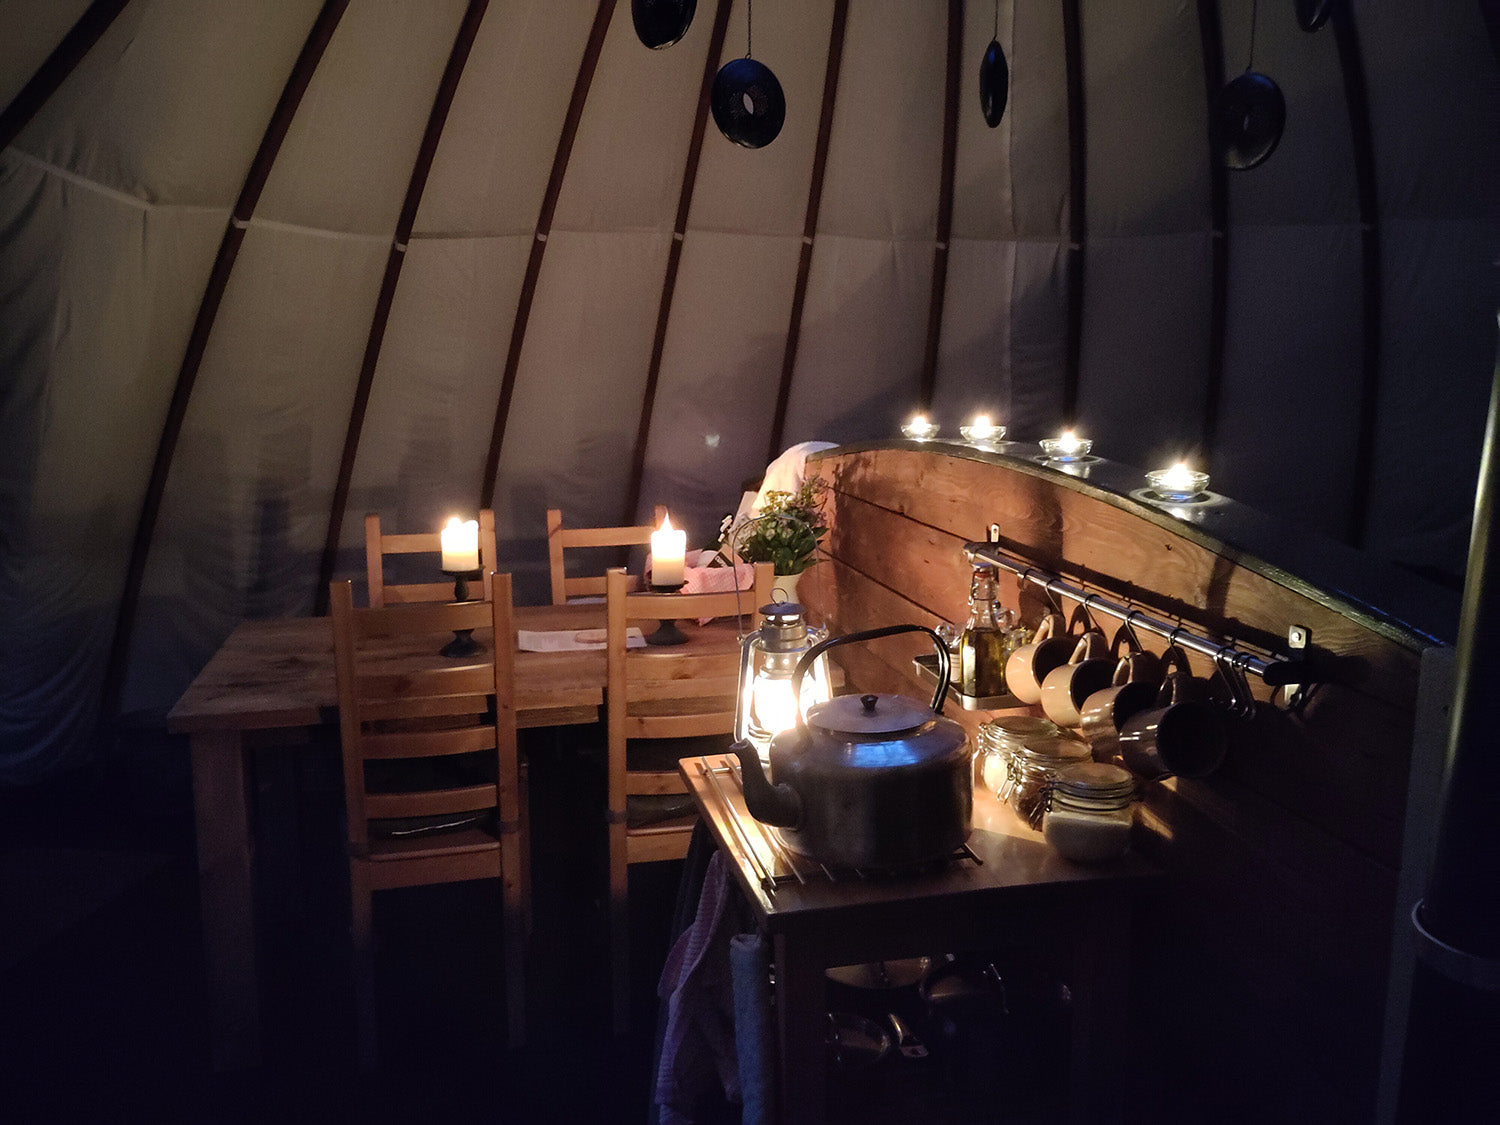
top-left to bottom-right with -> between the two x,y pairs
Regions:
792,624 -> 951,725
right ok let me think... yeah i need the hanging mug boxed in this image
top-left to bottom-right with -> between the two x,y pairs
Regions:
1003,613 -> 1072,705
1039,602 -> 1113,728
1116,648 -> 1228,780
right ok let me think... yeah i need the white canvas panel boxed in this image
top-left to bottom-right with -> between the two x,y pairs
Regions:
930,237 -> 1014,428
415,0 -> 596,236
17,0 -> 322,207
490,229 -> 673,601
342,234 -> 533,550
637,230 -> 805,548
1081,0 -> 1208,237
815,0 -> 945,241
1220,1 -> 1358,228
688,0 -> 834,238
950,0 -> 1015,242
1364,219 -> 1497,577
1213,223 -> 1363,539
256,0 -> 467,235
550,0 -> 706,234
1008,238 -> 1069,435
1007,0 -> 1069,241
0,0 -> 92,113
1074,232 -> 1212,469
0,162 -> 225,769
126,224 -> 389,719
781,234 -> 932,447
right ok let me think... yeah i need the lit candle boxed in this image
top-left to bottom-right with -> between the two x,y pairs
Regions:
440,516 -> 480,572
1057,430 -> 1082,457
1160,462 -> 1197,491
651,513 -> 687,586
902,413 -> 939,440
968,414 -> 997,441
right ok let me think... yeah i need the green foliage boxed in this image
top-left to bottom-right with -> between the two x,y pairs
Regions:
729,477 -> 828,576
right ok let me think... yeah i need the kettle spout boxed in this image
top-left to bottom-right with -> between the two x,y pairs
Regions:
730,740 -> 803,829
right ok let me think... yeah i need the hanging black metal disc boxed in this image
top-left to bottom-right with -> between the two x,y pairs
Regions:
710,57 -> 786,149
1294,0 -> 1333,33
632,0 -> 696,50
979,38 -> 1009,128
1214,71 -> 1286,171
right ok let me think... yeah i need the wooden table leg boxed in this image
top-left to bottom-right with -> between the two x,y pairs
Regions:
190,729 -> 260,1071
773,932 -> 827,1125
1068,886 -> 1131,1124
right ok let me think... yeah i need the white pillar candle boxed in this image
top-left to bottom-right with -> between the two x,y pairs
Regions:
440,516 -> 480,572
651,513 -> 686,586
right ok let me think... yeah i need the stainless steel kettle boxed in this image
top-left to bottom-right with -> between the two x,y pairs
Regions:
732,624 -> 973,869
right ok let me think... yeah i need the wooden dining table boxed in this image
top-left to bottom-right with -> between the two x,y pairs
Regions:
168,600 -> 749,1071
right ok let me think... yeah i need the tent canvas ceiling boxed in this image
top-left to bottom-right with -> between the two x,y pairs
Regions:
0,0 -> 1496,782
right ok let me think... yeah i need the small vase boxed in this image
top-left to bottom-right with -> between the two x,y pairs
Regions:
772,570 -> 802,606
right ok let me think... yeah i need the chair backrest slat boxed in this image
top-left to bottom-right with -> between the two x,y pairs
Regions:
548,505 -> 667,605
366,509 -> 498,608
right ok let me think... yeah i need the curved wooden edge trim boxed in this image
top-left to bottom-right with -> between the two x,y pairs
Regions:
1061,0 -> 1086,423
917,0 -> 964,410
767,0 -> 850,463
316,0 -> 490,615
624,0 -> 734,524
101,0 -> 351,726
1332,8 -> 1382,549
1195,0 -> 1229,460
480,0 -> 619,509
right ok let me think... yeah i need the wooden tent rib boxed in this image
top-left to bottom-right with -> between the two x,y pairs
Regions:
101,0 -> 350,726
0,0 -> 129,151
1060,0 -> 1086,423
1331,8 -> 1382,548
766,0 -> 850,464
623,0 -> 734,525
1195,0 -> 1229,460
479,0 -> 618,510
314,0 -> 490,615
917,0 -> 964,410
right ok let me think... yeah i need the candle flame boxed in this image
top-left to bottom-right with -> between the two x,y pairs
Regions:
910,413 -> 928,427
658,512 -> 675,532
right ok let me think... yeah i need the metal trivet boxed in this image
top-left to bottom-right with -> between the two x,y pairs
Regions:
692,758 -> 982,895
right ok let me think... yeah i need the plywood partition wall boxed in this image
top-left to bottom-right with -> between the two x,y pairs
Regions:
796,441 -> 1456,1121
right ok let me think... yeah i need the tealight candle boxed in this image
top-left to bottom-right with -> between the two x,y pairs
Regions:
1040,429 -> 1092,463
440,516 -> 480,572
1145,461 -> 1210,501
901,413 -> 939,440
650,513 -> 686,586
960,414 -> 1005,444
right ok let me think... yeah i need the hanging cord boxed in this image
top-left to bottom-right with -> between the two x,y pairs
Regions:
746,0 -> 753,58
1246,0 -> 1259,72
993,0 -> 999,40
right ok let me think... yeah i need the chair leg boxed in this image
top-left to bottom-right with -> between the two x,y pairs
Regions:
349,862 -> 377,1068
608,820 -> 630,1034
498,833 -> 528,1048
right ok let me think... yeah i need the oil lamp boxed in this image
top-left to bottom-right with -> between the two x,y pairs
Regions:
734,598 -> 832,772
439,516 -> 482,657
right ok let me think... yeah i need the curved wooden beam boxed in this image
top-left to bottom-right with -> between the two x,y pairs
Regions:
767,0 -> 850,463
479,0 -> 619,509
0,0 -> 130,151
624,0 -> 734,523
314,0 -> 490,614
1059,0 -> 1087,425
101,0 -> 350,725
1331,6 -> 1382,548
1195,0 -> 1229,459
917,0 -> 964,410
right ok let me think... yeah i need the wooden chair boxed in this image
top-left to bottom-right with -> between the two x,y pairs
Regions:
365,508 -> 499,607
604,561 -> 773,1032
329,574 -> 527,1062
547,505 -> 668,604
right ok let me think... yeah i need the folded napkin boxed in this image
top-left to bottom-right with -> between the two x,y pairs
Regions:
681,551 -> 756,597
517,627 -> 644,652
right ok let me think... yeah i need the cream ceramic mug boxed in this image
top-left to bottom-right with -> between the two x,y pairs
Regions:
1003,613 -> 1072,704
1040,629 -> 1114,727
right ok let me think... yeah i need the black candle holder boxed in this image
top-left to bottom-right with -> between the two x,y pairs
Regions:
440,568 -> 484,658
645,581 -> 688,646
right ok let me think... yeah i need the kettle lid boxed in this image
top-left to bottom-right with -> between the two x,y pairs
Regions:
808,692 -> 933,736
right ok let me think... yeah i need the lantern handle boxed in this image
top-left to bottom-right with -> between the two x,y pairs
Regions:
792,624 -> 951,727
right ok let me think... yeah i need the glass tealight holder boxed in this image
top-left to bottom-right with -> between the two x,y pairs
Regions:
1039,436 -> 1093,462
901,417 -> 940,440
1145,466 -> 1210,502
960,422 -> 1006,444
